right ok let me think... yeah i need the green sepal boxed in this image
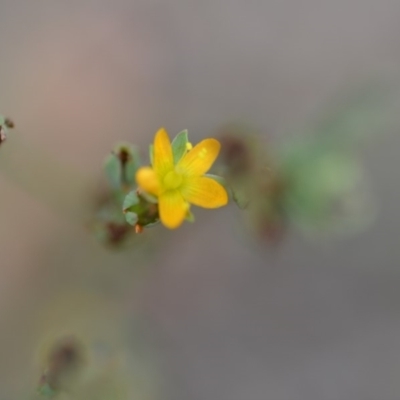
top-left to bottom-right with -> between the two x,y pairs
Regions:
124,150 -> 141,186
122,190 -> 140,212
139,190 -> 158,204
125,211 -> 138,226
122,190 -> 160,227
204,173 -> 227,187
185,209 -> 195,222
171,129 -> 189,163
103,153 -> 122,190
141,219 -> 161,228
231,186 -> 250,210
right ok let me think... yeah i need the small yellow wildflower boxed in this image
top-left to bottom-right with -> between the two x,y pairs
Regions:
136,128 -> 228,229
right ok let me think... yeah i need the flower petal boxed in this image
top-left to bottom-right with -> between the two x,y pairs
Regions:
159,190 -> 188,229
136,167 -> 160,196
182,176 -> 228,208
178,138 -> 220,176
153,128 -> 174,176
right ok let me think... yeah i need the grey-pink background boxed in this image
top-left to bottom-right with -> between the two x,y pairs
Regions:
0,1 -> 399,399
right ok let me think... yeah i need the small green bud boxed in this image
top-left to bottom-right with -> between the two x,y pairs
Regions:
123,190 -> 160,229
104,142 -> 141,190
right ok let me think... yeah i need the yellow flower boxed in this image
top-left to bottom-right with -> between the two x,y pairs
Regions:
136,128 -> 228,229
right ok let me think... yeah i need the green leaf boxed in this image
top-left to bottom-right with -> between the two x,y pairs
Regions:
38,383 -> 56,398
299,84 -> 396,150
125,211 -> 138,226
122,190 -> 139,212
172,130 -> 189,163
103,153 -> 122,189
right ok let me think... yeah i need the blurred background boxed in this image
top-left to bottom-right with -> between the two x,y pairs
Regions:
0,1 -> 399,399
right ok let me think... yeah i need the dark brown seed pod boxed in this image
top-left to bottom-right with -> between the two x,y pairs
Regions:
41,336 -> 85,391
4,118 -> 14,129
219,134 -> 252,175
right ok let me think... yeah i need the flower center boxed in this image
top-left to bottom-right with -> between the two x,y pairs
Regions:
163,170 -> 183,190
